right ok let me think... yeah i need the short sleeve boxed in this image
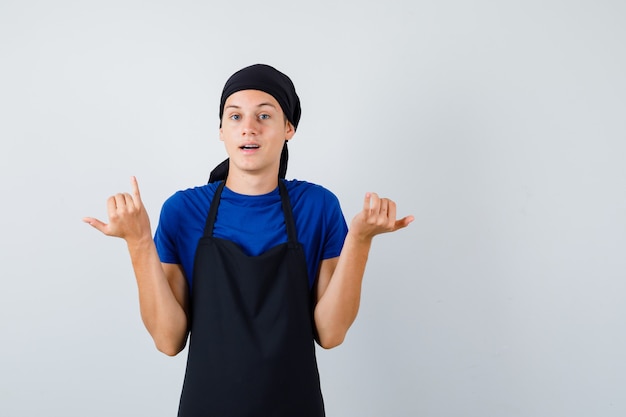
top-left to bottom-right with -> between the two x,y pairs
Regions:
154,193 -> 183,265
321,190 -> 348,260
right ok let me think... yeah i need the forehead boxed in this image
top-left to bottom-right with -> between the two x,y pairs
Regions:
224,89 -> 282,111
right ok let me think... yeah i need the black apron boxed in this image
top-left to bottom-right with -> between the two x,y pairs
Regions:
178,180 -> 325,417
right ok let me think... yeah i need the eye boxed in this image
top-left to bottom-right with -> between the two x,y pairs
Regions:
259,113 -> 270,120
229,114 -> 240,121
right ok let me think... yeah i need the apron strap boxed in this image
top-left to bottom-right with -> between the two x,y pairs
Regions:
278,180 -> 299,247
202,180 -> 299,246
203,180 -> 226,237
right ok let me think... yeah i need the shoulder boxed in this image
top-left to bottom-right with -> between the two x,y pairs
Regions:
284,179 -> 340,205
284,179 -> 344,220
159,182 -> 221,220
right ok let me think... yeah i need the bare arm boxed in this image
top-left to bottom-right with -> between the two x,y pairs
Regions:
84,176 -> 189,356
313,192 -> 414,349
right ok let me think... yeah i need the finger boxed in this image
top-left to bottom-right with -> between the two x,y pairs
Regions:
368,192 -> 380,215
362,192 -> 372,212
130,176 -> 142,203
393,215 -> 415,231
112,194 -> 125,213
107,195 -> 117,214
83,217 -> 109,234
123,192 -> 135,210
379,198 -> 389,216
387,200 -> 397,221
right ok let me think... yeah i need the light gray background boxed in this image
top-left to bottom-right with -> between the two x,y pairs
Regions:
1,0 -> 625,416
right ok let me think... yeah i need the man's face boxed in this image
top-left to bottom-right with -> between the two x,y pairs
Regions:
220,89 -> 294,179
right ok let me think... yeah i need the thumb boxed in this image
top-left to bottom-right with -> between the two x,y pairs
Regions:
83,217 -> 109,235
393,215 -> 415,231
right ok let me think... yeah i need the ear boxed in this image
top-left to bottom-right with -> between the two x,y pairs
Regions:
285,121 -> 295,141
219,126 -> 224,142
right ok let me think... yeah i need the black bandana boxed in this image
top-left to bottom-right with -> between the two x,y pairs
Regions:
210,64 -> 300,183
219,64 -> 301,130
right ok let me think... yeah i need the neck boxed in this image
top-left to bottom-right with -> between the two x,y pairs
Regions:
225,170 -> 280,195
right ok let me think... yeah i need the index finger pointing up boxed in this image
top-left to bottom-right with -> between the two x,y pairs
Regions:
130,176 -> 142,202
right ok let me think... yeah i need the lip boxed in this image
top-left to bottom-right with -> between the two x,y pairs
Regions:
239,142 -> 261,153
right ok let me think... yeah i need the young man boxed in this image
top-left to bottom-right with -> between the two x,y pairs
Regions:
84,64 -> 413,416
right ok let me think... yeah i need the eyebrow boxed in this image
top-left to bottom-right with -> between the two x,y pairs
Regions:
224,102 -> 278,110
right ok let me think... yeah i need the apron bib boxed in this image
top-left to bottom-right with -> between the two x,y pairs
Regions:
177,180 -> 325,417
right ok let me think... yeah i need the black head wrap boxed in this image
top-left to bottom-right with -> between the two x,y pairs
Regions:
209,64 -> 301,183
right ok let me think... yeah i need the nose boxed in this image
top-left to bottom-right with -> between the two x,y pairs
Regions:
241,117 -> 258,135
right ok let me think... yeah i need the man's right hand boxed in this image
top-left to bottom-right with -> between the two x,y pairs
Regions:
83,176 -> 152,244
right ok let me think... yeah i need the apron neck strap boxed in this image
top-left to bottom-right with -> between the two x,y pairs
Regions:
278,180 -> 298,246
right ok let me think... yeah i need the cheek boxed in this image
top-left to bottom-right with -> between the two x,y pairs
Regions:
220,127 -> 238,144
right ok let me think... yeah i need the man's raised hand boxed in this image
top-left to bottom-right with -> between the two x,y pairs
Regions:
349,192 -> 414,241
83,176 -> 152,244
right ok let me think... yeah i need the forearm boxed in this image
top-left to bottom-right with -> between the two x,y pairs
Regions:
127,238 -> 188,356
313,232 -> 372,349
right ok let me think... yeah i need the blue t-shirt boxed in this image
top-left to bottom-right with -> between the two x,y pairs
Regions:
154,180 -> 348,290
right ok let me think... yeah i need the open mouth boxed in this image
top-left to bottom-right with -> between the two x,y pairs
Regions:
240,144 -> 260,150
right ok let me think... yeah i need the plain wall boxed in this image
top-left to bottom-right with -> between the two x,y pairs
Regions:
1,0 -> 625,416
